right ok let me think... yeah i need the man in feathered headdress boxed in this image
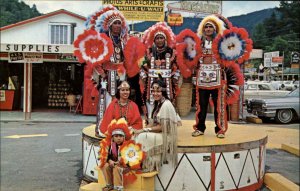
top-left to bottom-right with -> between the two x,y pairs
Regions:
83,5 -> 144,137
192,15 -> 229,139
91,7 -> 129,138
140,22 -> 181,123
191,14 -> 248,139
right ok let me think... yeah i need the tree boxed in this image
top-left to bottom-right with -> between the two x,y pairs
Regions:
252,23 -> 268,49
277,1 -> 300,34
251,1 -> 300,69
0,0 -> 41,27
263,11 -> 280,40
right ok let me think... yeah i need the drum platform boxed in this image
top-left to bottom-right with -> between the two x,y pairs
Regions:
82,122 -> 267,191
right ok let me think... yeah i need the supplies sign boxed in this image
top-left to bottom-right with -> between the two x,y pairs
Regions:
24,53 -> 43,63
103,0 -> 164,21
8,52 -> 24,63
8,52 -> 43,63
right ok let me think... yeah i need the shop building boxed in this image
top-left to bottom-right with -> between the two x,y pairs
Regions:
0,9 -> 94,118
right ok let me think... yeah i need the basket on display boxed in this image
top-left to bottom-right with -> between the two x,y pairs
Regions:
176,83 -> 193,116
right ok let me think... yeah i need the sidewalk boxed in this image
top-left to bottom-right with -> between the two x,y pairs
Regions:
0,110 -> 96,123
0,108 -> 198,123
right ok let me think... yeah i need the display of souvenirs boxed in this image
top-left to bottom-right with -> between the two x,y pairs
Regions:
47,79 -> 70,108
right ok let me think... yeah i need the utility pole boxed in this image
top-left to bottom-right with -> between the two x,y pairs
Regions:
282,51 -> 284,81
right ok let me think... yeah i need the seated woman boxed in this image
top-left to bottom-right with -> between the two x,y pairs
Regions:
100,81 -> 143,136
134,78 -> 181,172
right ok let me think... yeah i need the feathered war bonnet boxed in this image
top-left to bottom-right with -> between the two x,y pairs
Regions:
91,5 -> 129,40
106,118 -> 132,141
142,22 -> 176,49
197,14 -> 232,37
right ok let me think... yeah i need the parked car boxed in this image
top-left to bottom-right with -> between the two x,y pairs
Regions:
282,81 -> 297,91
293,80 -> 299,89
246,88 -> 300,124
270,80 -> 284,90
244,81 -> 290,100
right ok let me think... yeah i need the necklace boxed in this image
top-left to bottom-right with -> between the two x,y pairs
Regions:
109,31 -> 122,62
156,47 -> 166,54
117,100 -> 129,119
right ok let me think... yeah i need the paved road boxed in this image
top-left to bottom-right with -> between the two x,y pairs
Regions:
1,122 -> 92,191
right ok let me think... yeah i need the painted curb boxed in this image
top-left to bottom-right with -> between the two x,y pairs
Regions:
264,173 -> 299,191
246,116 -> 262,124
281,143 -> 300,156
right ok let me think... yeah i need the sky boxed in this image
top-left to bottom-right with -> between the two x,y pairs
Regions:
22,0 -> 281,18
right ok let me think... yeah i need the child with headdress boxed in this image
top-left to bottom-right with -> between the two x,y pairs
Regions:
100,118 -> 131,191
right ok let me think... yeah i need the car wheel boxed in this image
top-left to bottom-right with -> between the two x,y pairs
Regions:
275,109 -> 294,124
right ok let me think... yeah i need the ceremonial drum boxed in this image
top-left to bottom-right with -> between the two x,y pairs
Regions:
82,125 -> 101,182
154,126 -> 267,191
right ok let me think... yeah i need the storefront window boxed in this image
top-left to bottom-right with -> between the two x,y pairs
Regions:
49,23 -> 73,44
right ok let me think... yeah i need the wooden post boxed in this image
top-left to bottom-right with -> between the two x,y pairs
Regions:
24,62 -> 32,120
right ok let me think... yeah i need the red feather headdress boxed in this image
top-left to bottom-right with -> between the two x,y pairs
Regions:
73,29 -> 114,66
106,118 -> 132,141
86,5 -> 117,30
123,37 -> 146,78
85,5 -> 129,40
143,22 -> 175,49
98,118 -> 132,168
224,63 -> 244,104
176,29 -> 202,78
73,29 -> 114,95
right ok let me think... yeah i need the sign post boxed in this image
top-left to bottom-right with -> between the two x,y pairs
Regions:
291,52 -> 300,64
24,62 -> 32,120
264,51 -> 280,80
282,52 -> 284,80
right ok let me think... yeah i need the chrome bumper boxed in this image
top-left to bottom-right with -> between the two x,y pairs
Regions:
253,110 -> 276,118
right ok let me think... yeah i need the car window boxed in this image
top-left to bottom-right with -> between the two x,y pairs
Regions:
248,84 -> 257,90
287,88 -> 299,97
258,84 -> 271,90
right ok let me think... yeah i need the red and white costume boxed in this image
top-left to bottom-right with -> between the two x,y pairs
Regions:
74,5 -> 144,137
140,22 -> 180,120
99,99 -> 143,133
175,15 -> 252,137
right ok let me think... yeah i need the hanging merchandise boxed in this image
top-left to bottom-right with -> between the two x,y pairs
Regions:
47,79 -> 70,108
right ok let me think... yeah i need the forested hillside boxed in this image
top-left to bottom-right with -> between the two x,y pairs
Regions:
229,8 -> 279,35
0,0 -> 41,27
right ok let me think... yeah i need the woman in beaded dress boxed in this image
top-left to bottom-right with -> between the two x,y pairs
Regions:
100,81 -> 143,134
134,78 -> 181,172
